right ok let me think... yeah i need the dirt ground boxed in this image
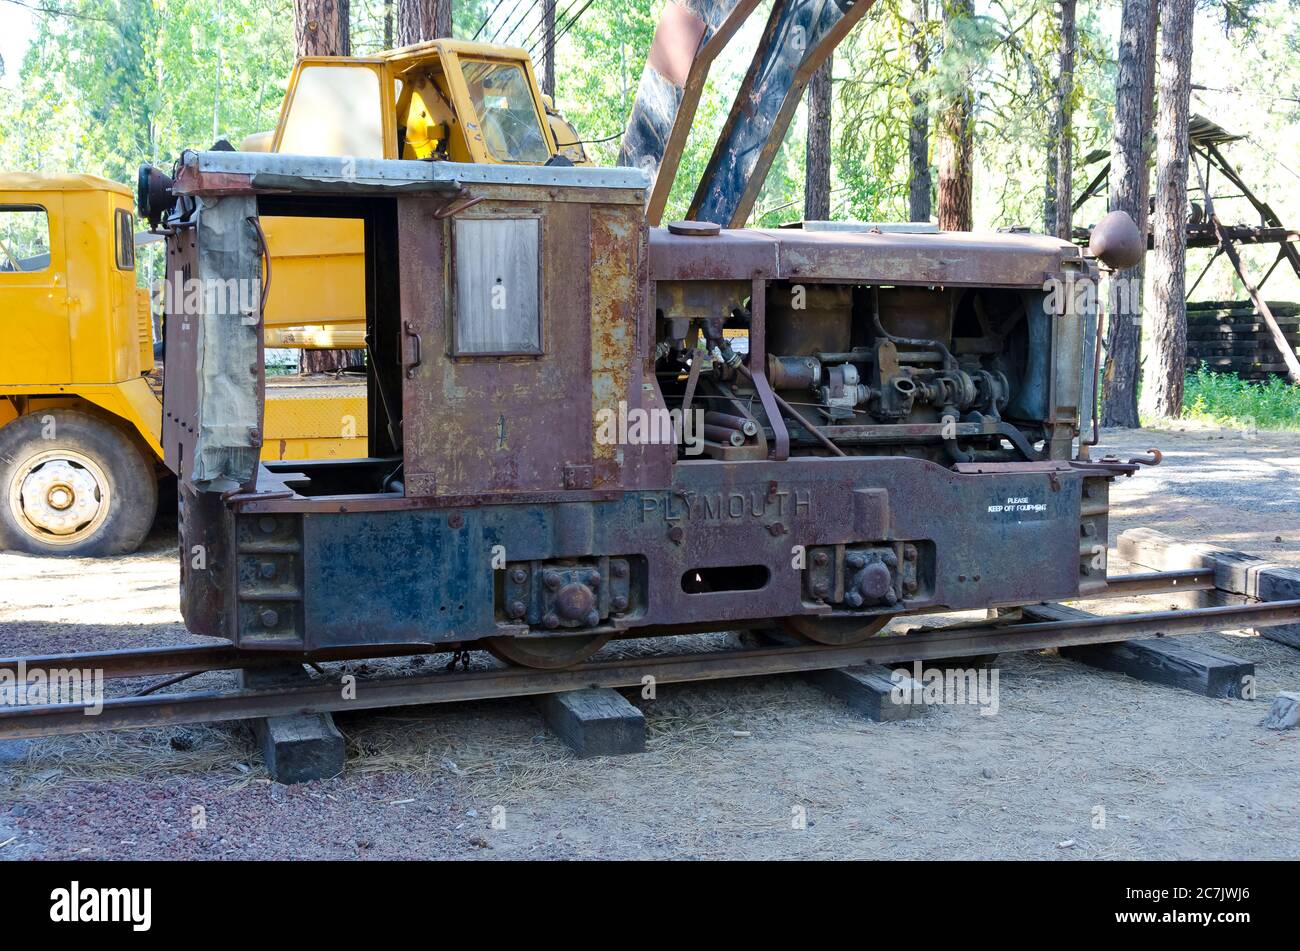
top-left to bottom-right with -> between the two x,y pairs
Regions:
1,423 -> 1298,860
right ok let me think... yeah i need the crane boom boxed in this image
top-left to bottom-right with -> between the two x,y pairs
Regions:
617,0 -> 763,226
688,0 -> 873,227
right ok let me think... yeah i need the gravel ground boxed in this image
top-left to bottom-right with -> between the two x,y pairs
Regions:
1,423 -> 1298,860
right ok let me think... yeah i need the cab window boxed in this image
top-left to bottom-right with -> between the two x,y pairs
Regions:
115,209 -> 135,270
0,206 -> 51,273
279,65 -> 385,158
460,61 -> 549,163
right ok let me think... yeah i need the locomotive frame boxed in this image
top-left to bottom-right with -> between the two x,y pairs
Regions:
156,150 -> 1145,668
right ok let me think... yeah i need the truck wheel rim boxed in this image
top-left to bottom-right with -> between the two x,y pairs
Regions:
9,450 -> 111,545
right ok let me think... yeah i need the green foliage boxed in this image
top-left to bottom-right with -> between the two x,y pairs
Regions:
549,1 -> 658,166
1178,367 -> 1300,430
0,0 -> 295,182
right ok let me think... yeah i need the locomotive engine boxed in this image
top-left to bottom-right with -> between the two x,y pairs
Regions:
151,151 -> 1141,669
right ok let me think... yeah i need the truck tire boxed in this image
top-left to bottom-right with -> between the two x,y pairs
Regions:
0,410 -> 158,557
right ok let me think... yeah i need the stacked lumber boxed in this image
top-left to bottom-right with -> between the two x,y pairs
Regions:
1185,300 -> 1300,380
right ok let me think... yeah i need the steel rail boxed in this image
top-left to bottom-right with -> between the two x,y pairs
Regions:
1088,569 -> 1213,597
1,598 -> 1297,740
0,570 -> 1216,684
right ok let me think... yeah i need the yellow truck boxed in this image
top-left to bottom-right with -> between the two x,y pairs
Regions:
0,173 -> 367,556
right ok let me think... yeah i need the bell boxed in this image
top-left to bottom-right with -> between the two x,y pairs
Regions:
1088,210 -> 1144,269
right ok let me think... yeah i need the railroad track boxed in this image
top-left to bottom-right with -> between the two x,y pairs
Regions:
0,568 -> 1214,683
4,568 -> 1297,742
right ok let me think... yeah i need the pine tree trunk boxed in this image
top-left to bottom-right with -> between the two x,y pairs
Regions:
294,0 -> 359,374
1043,126 -> 1057,235
542,0 -> 556,99
907,0 -> 932,223
1143,0 -> 1194,419
397,0 -> 451,46
294,0 -> 349,56
937,0 -> 974,232
804,53 -> 833,221
1100,0 -> 1157,428
1053,0 -> 1077,240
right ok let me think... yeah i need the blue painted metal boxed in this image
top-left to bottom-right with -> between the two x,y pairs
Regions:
246,457 -> 1084,652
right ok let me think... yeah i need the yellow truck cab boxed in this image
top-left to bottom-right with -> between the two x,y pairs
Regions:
0,173 -> 163,556
0,173 -> 365,556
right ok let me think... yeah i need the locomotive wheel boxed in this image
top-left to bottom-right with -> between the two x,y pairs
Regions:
781,615 -> 892,646
484,632 -> 613,669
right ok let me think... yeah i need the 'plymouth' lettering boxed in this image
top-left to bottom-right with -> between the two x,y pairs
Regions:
639,488 -> 813,522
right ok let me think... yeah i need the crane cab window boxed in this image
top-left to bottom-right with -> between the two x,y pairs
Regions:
279,64 -> 385,159
115,209 -> 135,270
460,61 -> 549,163
399,69 -> 456,161
0,206 -> 50,273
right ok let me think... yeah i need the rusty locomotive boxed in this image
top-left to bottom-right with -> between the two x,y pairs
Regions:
147,149 -> 1145,669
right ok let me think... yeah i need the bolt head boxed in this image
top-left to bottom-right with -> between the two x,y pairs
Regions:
813,551 -> 829,567
510,567 -> 528,584
611,596 -> 628,613
543,570 -> 563,591
584,610 -> 600,627
259,609 -> 279,628
586,571 -> 601,590
846,552 -> 866,569
611,561 -> 628,578
258,517 -> 277,535
509,600 -> 526,619
858,562 -> 893,600
543,612 -> 560,629
882,551 -> 898,567
259,562 -> 276,580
